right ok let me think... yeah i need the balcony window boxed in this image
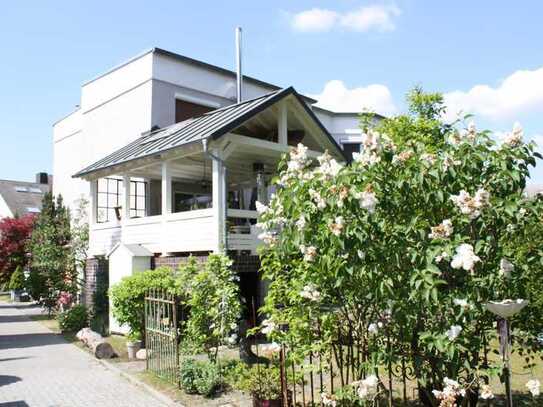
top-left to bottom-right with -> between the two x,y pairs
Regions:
174,192 -> 212,213
96,178 -> 147,223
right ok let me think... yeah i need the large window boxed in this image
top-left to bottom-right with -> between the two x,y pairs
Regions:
97,178 -> 147,223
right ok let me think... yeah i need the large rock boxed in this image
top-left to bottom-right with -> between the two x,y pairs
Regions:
76,328 -> 116,359
135,348 -> 148,360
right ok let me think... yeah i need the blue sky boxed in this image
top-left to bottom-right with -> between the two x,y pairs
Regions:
1,1 -> 542,183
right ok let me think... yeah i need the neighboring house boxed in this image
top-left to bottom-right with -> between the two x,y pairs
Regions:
53,48 -> 382,331
0,173 -> 51,219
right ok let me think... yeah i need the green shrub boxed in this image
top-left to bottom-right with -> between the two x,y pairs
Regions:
237,364 -> 281,400
109,267 -> 177,337
8,266 -> 25,291
220,359 -> 250,390
180,358 -> 223,397
57,304 -> 88,333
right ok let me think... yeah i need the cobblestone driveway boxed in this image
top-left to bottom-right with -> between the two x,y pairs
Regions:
0,302 -> 168,407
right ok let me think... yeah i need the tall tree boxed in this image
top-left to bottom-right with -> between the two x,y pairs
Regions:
27,193 -> 77,312
0,214 -> 35,283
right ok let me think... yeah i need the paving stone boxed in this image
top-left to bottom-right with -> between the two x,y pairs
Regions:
0,303 -> 169,407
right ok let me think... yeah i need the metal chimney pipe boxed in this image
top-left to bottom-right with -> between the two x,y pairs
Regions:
236,27 -> 243,103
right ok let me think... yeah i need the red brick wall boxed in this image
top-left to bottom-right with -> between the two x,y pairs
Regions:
152,254 -> 260,273
84,257 -> 108,311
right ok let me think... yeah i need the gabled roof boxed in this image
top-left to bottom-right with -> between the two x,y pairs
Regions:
0,179 -> 50,217
74,87 -> 345,178
108,243 -> 153,258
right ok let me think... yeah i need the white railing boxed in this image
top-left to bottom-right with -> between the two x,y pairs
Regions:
89,208 -> 261,256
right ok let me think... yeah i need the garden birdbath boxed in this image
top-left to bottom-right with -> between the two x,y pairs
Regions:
485,299 -> 528,407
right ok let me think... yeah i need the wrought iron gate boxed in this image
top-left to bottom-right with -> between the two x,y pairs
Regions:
144,288 -> 179,386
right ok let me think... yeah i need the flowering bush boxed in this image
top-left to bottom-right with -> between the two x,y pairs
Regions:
257,89 -> 543,405
177,255 -> 241,360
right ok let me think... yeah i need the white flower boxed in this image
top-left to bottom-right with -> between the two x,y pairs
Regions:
321,392 -> 337,407
368,323 -> 379,334
353,151 -> 381,166
300,284 -> 321,301
300,245 -> 317,262
433,377 -> 466,406
429,219 -> 454,239
446,325 -> 462,341
227,333 -> 238,345
435,252 -> 449,263
499,258 -> 514,279
450,189 -> 490,219
479,384 -> 494,400
230,322 -> 238,330
309,188 -> 327,210
519,208 -> 527,217
354,185 -> 378,213
329,216 -> 345,236
442,155 -> 461,171
296,215 -> 307,229
450,244 -> 480,272
261,319 -> 277,336
361,130 -> 381,152
356,375 -> 379,400
392,150 -> 413,165
316,151 -> 343,179
255,201 -> 270,215
421,153 -> 437,165
503,122 -> 523,147
258,231 -> 277,246
526,379 -> 540,396
453,298 -> 470,310
357,250 -> 366,260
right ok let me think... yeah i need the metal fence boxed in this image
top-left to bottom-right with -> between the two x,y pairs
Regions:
277,327 -> 417,407
144,289 -> 180,386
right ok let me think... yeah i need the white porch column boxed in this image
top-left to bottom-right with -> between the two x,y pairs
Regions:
161,161 -> 172,216
211,150 -> 225,253
122,175 -> 131,220
89,180 -> 97,225
161,161 -> 172,256
278,101 -> 288,145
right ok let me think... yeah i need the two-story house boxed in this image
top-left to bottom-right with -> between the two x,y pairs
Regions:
0,173 -> 51,219
53,47 -> 381,331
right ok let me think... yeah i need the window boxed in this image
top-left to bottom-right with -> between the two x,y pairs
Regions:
14,186 -> 28,192
96,178 -> 147,223
29,187 -> 43,194
342,143 -> 361,163
26,207 -> 40,213
130,181 -> 146,218
175,99 -> 213,123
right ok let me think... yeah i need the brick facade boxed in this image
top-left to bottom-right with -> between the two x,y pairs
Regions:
152,254 -> 261,274
84,257 -> 108,312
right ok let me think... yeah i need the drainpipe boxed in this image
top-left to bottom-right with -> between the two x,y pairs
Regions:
202,139 -> 228,252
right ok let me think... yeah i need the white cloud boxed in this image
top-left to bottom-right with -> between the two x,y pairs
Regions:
290,8 -> 339,33
290,5 -> 401,33
340,5 -> 401,32
309,80 -> 398,115
443,67 -> 543,121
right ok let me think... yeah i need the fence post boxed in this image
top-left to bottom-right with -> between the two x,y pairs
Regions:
280,344 -> 288,407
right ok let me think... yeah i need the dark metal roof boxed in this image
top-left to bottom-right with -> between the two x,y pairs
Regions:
0,179 -> 50,217
74,87 -> 345,179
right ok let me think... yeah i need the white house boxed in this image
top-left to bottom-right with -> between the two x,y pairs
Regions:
53,47 -> 382,328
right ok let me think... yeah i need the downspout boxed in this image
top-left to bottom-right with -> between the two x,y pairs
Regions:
202,138 -> 228,252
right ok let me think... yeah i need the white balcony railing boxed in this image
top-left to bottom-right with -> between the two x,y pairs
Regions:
89,208 -> 260,256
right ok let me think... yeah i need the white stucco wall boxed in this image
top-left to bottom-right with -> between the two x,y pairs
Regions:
108,244 -> 152,334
